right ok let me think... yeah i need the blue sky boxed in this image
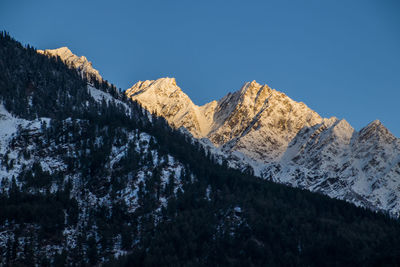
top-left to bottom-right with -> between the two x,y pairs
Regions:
1,0 -> 399,136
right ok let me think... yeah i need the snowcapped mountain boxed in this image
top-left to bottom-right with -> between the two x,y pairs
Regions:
34,47 -> 400,216
127,79 -> 323,162
126,78 -> 400,216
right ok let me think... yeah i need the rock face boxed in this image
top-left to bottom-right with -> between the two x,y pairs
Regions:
126,78 -> 400,216
209,81 -> 323,163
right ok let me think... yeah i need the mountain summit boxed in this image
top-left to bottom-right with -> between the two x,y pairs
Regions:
126,78 -> 217,137
38,47 -> 103,82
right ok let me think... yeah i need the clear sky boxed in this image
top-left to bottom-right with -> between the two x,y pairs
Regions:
1,0 -> 399,136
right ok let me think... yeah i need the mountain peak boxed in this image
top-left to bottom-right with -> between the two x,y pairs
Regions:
248,80 -> 260,87
49,46 -> 72,54
38,46 -> 74,60
240,80 -> 264,94
364,119 -> 387,132
125,77 -> 214,137
52,46 -> 71,52
359,119 -> 396,143
37,47 -> 102,82
150,77 -> 178,90
369,119 -> 382,126
235,81 -> 273,110
126,77 -> 180,98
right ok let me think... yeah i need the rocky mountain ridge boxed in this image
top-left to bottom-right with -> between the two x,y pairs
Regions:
126,77 -> 400,217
